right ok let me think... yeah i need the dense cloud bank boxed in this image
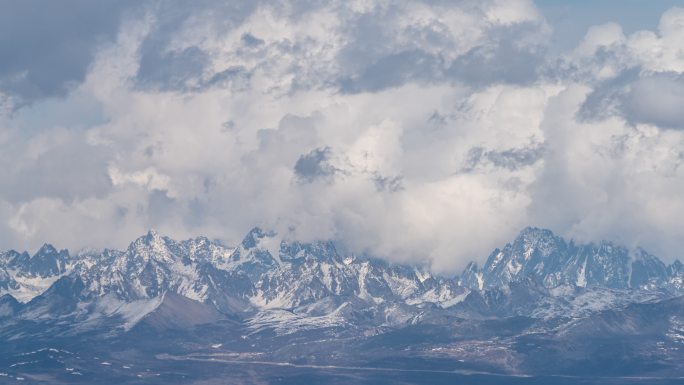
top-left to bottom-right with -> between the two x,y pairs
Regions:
1,1 -> 683,272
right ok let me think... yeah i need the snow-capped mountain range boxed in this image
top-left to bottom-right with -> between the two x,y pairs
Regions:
462,227 -> 684,292
2,226 -> 682,309
1,227 -> 470,317
3,227 -> 684,381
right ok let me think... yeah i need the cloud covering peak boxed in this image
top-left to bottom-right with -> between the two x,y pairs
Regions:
1,1 -> 684,273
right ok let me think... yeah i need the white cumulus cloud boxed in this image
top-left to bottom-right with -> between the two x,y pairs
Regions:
1,1 -> 684,273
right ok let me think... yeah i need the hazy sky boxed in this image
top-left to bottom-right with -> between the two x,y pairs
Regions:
1,0 -> 684,273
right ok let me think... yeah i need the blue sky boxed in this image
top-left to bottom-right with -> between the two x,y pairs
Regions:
1,0 -> 684,272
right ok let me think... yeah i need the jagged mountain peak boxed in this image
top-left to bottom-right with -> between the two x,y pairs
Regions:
34,243 -> 59,256
1,243 -> 71,279
631,247 -> 662,262
670,260 -> 684,271
241,226 -> 276,249
146,228 -> 160,237
462,227 -> 683,292
139,229 -> 167,246
510,226 -> 566,254
516,226 -> 556,240
279,239 -> 340,264
184,235 -> 210,246
0,293 -> 20,318
125,230 -> 179,261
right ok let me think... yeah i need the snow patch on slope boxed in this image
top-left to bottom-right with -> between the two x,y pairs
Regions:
2,273 -> 66,303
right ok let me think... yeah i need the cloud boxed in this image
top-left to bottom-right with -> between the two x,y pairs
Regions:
0,126 -> 112,204
0,0 -> 137,105
108,166 -> 175,196
527,83 -> 684,260
580,72 -> 684,130
294,147 -> 337,183
462,144 -> 545,172
571,7 -> 684,133
621,73 -> 684,129
2,1 -> 684,274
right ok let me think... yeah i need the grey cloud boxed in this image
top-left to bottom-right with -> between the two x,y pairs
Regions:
130,0 -> 550,95
138,48 -> 251,93
0,0 -> 550,105
136,46 -> 210,91
133,1 -> 210,92
147,189 -> 177,225
549,45 -> 631,85
449,35 -> 544,87
373,175 -> 403,192
579,71 -> 684,130
339,50 -> 442,93
334,5 -> 446,93
622,73 -> 684,129
0,0 -> 136,104
186,197 -> 210,229
0,130 -> 112,204
294,147 -> 337,183
462,145 -> 545,172
334,4 -> 549,93
257,114 -> 319,152
576,69 -> 639,122
340,28 -> 547,92
243,113 -> 321,175
241,33 -> 265,47
133,0 -> 259,92
202,67 -> 251,91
